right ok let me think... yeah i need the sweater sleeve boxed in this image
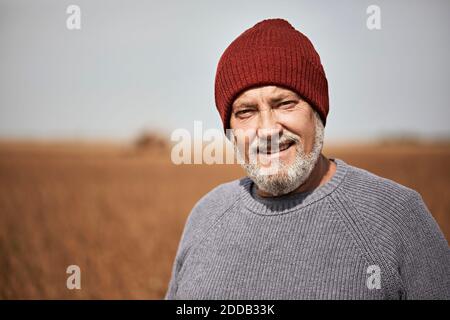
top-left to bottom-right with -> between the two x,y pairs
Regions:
164,194 -> 214,299
164,242 -> 183,299
164,210 -> 195,300
399,191 -> 450,299
164,181 -> 239,299
164,202 -> 201,300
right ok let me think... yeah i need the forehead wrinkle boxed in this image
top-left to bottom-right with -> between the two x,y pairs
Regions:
232,86 -> 300,111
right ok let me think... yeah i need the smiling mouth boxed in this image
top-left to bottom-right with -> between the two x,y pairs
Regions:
257,141 -> 295,155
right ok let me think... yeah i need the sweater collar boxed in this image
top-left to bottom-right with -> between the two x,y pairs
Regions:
239,158 -> 349,215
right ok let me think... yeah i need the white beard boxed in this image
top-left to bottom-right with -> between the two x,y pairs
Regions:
233,110 -> 325,196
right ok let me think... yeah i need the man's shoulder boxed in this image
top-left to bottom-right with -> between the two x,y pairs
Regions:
180,178 -> 244,240
342,160 -> 421,203
337,160 -> 433,240
192,177 -> 244,213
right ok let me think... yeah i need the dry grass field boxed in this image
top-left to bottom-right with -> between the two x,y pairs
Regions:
0,139 -> 449,299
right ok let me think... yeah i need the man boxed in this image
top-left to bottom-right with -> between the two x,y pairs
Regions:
165,18 -> 450,299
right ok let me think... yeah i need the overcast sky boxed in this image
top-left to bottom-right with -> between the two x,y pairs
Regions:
0,0 -> 449,142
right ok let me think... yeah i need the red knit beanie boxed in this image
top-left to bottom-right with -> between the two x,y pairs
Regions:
214,18 -> 329,131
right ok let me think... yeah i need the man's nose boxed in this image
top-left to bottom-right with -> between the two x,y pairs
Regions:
257,109 -> 282,142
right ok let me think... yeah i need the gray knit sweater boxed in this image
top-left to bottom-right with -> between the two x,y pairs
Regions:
165,158 -> 450,299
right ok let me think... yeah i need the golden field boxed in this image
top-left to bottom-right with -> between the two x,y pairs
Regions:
0,140 -> 449,299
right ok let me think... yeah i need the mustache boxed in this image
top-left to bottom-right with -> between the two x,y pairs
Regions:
249,131 -> 300,154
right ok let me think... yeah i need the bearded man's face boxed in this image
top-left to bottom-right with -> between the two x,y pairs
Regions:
229,85 -> 324,196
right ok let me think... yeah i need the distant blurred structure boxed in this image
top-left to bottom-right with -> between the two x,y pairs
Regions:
133,131 -> 169,151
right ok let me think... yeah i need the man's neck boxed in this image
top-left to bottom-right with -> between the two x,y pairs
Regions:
255,154 -> 337,198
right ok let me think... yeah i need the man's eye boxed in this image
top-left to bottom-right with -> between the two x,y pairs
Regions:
278,101 -> 296,108
235,110 -> 254,117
